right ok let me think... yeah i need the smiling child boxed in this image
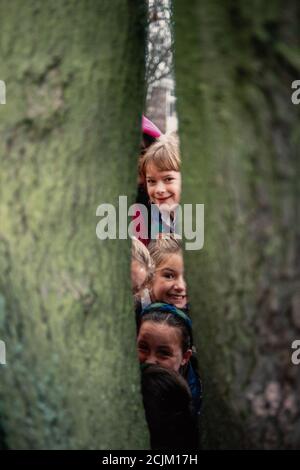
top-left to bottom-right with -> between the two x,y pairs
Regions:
148,237 -> 188,310
139,133 -> 181,241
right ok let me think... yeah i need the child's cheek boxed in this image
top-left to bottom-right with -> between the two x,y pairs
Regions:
175,185 -> 181,202
138,350 -> 146,363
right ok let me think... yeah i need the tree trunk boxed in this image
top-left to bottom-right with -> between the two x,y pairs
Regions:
0,0 -> 148,449
174,0 -> 300,449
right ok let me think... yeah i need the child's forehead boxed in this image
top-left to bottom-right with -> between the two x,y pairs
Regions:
158,252 -> 183,268
140,321 -> 181,342
146,163 -> 177,176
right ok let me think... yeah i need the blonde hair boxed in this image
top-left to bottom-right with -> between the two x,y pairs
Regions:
139,133 -> 181,180
148,237 -> 182,270
131,238 -> 153,276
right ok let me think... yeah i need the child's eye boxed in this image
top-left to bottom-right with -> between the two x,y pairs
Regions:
164,177 -> 174,182
158,349 -> 172,358
146,178 -> 155,185
162,272 -> 175,279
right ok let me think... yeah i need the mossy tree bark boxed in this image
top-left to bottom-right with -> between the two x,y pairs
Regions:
174,0 -> 300,449
0,0 -> 148,449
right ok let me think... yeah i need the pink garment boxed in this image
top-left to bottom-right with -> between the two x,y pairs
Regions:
142,115 -> 162,139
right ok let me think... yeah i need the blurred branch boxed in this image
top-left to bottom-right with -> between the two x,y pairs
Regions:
146,0 -> 173,93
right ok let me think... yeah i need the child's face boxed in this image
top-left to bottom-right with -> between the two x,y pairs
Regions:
131,260 -> 147,295
145,163 -> 181,209
137,321 -> 190,372
151,253 -> 187,309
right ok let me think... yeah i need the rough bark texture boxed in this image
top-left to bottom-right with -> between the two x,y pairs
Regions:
174,0 -> 300,449
0,0 -> 148,449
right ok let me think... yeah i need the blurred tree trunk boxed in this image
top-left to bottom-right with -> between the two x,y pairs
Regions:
174,0 -> 300,449
0,0 -> 148,449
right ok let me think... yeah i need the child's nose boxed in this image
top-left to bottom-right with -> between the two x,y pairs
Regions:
145,353 -> 159,365
156,180 -> 166,193
174,277 -> 186,292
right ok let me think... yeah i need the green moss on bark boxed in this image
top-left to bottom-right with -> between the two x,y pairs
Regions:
0,0 -> 148,449
174,0 -> 300,449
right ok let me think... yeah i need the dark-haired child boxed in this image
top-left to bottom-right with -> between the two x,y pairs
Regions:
141,364 -> 198,450
137,303 -> 202,415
